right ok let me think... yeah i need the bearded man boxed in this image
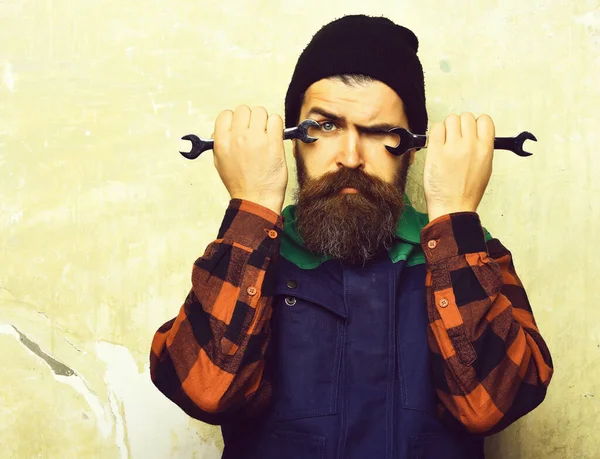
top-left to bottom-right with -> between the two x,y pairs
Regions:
150,14 -> 553,459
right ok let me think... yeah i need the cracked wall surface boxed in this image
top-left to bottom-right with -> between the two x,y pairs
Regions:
1,0 -> 599,458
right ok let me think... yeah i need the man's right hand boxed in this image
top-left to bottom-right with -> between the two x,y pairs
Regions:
212,105 -> 288,215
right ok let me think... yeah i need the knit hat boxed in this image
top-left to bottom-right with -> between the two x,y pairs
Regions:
284,14 -> 427,135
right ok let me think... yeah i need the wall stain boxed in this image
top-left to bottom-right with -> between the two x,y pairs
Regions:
12,325 -> 75,376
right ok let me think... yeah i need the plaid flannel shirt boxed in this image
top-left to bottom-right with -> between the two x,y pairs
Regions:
150,199 -> 553,433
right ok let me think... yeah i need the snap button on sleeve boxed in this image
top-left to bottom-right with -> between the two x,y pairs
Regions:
247,286 -> 257,296
427,239 -> 438,249
439,298 -> 449,308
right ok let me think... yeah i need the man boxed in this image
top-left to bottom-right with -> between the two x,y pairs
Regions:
150,15 -> 553,459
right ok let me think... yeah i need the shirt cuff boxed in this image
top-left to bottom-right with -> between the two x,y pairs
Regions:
420,212 -> 488,264
217,198 -> 285,256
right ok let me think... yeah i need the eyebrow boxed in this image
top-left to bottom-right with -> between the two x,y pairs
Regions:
305,107 -> 399,133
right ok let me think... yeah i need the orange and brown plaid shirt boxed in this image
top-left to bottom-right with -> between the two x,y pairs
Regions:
150,199 -> 553,433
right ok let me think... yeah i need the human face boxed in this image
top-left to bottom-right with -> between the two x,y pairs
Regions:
292,77 -> 415,266
294,77 -> 412,187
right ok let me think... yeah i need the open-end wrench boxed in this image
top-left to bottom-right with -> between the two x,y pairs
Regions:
384,127 -> 537,157
179,119 -> 320,160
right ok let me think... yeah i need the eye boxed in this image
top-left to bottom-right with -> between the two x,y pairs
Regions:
320,121 -> 338,132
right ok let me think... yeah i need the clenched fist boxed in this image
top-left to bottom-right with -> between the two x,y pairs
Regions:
212,105 -> 288,214
423,112 -> 495,222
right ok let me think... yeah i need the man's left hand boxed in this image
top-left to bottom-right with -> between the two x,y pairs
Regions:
423,112 -> 495,222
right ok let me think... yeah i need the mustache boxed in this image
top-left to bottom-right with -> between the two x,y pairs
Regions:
301,168 -> 384,199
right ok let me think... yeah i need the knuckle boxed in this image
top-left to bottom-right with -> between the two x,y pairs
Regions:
477,114 -> 493,126
478,117 -> 495,134
233,133 -> 247,145
252,106 -> 268,114
234,105 -> 251,120
213,139 -> 227,153
268,114 -> 283,126
216,109 -> 232,123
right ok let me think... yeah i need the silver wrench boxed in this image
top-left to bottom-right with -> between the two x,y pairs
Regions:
384,127 -> 537,157
179,119 -> 320,160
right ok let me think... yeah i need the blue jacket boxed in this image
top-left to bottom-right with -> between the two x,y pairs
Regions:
221,203 -> 485,458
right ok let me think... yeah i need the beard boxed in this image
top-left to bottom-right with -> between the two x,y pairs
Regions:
292,146 -> 411,267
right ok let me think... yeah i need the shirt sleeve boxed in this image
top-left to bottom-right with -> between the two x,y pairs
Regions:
421,212 -> 554,435
149,199 -> 283,425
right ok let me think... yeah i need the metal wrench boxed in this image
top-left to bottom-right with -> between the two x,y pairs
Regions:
179,119 -> 320,160
384,127 -> 537,157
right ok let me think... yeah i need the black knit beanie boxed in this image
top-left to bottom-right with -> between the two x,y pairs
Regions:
284,14 -> 427,135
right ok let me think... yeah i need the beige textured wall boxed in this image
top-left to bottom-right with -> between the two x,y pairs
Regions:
1,0 -> 598,458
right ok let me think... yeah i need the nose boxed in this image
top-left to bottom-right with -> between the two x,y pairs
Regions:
335,129 -> 365,170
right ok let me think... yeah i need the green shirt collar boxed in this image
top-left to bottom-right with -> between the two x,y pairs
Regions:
280,194 -> 430,269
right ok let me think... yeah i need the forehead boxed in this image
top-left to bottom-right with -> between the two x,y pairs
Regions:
301,78 -> 407,125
